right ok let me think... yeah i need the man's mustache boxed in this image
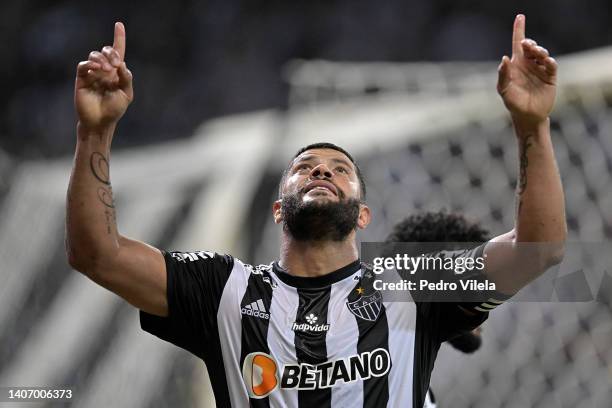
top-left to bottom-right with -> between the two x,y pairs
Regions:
298,181 -> 345,200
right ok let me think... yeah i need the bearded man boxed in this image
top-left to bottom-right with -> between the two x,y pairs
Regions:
66,15 -> 566,407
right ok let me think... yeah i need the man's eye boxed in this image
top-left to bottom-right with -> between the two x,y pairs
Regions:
336,167 -> 348,174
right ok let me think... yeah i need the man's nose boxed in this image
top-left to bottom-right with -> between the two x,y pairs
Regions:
310,164 -> 333,179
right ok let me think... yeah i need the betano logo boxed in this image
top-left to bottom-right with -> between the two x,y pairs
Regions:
242,348 -> 391,398
242,352 -> 279,398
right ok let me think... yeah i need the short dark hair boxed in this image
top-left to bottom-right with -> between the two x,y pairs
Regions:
386,211 -> 488,353
279,142 -> 367,200
385,211 -> 490,243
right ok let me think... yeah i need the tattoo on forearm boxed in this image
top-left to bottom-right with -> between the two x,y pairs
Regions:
104,208 -> 116,234
517,134 -> 534,214
90,151 -> 116,234
97,186 -> 115,208
90,152 -> 111,185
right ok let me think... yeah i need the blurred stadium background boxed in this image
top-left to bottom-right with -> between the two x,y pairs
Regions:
1,1 -> 611,407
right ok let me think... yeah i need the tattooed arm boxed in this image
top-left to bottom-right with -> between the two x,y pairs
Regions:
480,15 -> 566,295
66,23 -> 167,316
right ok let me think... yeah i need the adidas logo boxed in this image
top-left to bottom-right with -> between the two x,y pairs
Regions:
241,299 -> 270,320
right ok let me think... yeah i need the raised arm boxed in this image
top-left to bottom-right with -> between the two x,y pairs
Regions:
66,23 -> 168,316
484,15 -> 567,294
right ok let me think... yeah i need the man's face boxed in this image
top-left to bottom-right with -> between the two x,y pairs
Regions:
273,148 -> 370,241
282,148 -> 363,204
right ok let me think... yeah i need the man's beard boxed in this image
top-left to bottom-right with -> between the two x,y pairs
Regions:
281,190 -> 361,242
448,332 -> 482,354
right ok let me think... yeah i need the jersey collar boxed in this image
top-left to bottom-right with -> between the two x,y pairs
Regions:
272,259 -> 361,289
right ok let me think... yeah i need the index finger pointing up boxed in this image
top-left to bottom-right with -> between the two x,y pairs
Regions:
113,22 -> 126,61
512,14 -> 525,57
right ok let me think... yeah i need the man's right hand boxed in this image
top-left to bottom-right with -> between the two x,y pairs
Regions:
69,21 -> 168,317
75,22 -> 133,132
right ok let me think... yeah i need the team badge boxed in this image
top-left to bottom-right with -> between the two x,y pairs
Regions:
346,291 -> 383,321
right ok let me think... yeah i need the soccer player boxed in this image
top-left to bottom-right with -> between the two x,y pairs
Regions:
66,15 -> 566,407
385,211 -> 491,407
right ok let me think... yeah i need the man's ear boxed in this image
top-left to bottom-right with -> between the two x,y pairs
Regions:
272,200 -> 283,224
357,204 -> 371,229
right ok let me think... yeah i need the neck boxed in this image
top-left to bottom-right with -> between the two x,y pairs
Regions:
279,230 -> 359,278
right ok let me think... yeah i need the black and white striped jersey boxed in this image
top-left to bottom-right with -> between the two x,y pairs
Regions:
140,246 -> 501,407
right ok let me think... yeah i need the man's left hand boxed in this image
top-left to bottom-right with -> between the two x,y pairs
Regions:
497,14 -> 558,127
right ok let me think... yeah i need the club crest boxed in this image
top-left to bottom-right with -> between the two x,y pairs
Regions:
346,291 -> 383,321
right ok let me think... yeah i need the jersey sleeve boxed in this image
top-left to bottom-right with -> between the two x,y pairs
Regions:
139,250 -> 234,359
410,244 -> 511,342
